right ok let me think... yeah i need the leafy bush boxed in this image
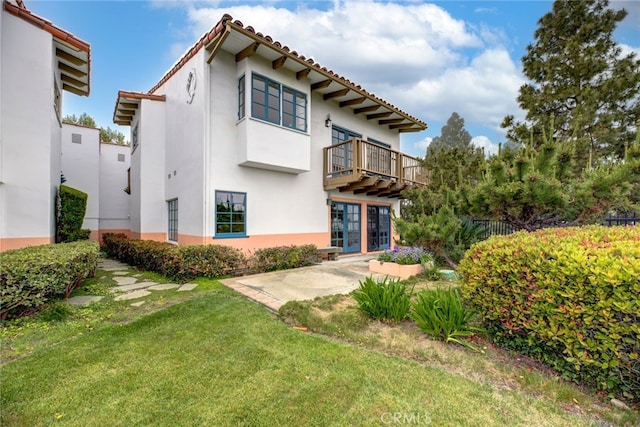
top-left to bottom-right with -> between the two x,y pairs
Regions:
458,225 -> 640,403
377,246 -> 433,266
250,245 -> 321,273
394,206 -> 485,268
101,234 -> 319,280
101,233 -> 247,281
410,288 -> 481,351
352,276 -> 412,324
0,241 -> 99,319
57,185 -> 91,243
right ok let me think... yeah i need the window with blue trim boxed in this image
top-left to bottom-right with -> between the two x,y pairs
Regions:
238,75 -> 245,119
132,123 -> 139,151
215,191 -> 246,237
249,73 -> 307,132
167,198 -> 178,242
283,87 -> 306,131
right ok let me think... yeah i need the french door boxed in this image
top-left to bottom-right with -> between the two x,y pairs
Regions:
330,202 -> 361,253
367,205 -> 390,251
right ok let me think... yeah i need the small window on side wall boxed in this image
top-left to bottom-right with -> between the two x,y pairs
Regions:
132,123 -> 139,151
215,191 -> 246,237
238,75 -> 245,120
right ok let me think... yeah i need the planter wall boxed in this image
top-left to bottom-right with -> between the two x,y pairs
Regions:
368,260 -> 423,279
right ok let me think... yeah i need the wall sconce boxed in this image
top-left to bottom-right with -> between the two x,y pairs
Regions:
325,114 -> 332,128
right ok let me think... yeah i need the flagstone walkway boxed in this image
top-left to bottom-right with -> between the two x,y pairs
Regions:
66,257 -> 198,307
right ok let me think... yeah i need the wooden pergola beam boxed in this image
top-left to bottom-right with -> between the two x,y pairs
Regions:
323,88 -> 349,100
235,42 -> 260,62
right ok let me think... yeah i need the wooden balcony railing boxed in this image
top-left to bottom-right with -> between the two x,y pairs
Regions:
323,138 -> 429,198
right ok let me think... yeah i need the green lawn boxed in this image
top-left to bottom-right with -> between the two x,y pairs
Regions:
1,284 -> 602,427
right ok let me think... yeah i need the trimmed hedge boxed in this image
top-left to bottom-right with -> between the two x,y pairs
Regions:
0,241 -> 99,320
458,226 -> 640,403
101,234 -> 319,281
57,185 -> 90,242
249,245 -> 321,273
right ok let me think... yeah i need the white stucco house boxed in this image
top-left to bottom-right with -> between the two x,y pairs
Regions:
113,14 -> 429,254
61,123 -> 131,242
0,0 -> 90,251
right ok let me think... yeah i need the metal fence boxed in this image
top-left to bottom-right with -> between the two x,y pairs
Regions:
470,212 -> 638,240
601,212 -> 638,226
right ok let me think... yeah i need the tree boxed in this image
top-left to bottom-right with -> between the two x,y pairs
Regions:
63,113 -> 128,145
63,113 -> 96,128
402,112 -> 484,221
502,0 -> 640,164
100,126 -> 127,145
463,118 -> 640,231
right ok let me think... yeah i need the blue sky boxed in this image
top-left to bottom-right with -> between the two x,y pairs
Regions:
27,0 -> 640,157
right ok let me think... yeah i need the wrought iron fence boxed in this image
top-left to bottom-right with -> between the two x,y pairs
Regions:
470,212 -> 638,241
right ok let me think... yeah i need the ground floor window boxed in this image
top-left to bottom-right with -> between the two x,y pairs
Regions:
367,205 -> 391,251
167,198 -> 178,242
331,202 -> 361,253
215,191 -> 246,237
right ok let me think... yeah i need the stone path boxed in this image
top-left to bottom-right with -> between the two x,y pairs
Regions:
66,257 -> 198,307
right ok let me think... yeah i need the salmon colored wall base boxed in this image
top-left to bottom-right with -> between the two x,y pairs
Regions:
189,232 -> 331,253
0,236 -> 53,252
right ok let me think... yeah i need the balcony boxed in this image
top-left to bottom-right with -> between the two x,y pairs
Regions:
323,138 -> 429,198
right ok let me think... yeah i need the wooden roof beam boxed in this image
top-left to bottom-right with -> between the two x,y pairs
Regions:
340,97 -> 366,108
296,68 -> 311,80
61,73 -> 86,88
353,105 -> 380,114
323,88 -> 349,100
389,123 -> 415,129
206,28 -> 231,64
62,83 -> 86,96
272,56 -> 287,69
56,48 -> 85,66
379,118 -> 404,125
311,79 -> 331,91
58,62 -> 84,78
235,42 -> 260,62
367,111 -> 392,120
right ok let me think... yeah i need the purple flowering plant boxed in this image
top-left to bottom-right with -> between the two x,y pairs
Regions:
377,246 -> 433,266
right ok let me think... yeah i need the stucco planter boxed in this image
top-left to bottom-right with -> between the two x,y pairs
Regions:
368,260 -> 423,279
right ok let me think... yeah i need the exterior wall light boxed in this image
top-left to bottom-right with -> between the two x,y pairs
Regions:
325,114 -> 332,128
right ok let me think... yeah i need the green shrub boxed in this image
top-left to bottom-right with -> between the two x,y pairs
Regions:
0,241 -> 99,319
410,288 -> 482,351
352,276 -> 412,324
101,233 -> 247,281
458,225 -> 640,403
57,185 -> 91,243
250,245 -> 321,273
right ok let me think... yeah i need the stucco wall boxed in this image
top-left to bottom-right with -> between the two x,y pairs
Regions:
99,142 -> 130,236
61,123 -> 100,234
0,11 -> 58,250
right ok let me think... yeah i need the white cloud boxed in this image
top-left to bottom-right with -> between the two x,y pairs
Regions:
620,43 -> 640,58
412,136 -> 432,155
471,135 -> 500,156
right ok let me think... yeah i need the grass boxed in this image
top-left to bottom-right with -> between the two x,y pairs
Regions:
1,265 -> 637,426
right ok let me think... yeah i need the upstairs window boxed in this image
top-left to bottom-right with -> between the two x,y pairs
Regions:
132,123 -> 139,152
238,75 -> 245,119
248,73 -> 307,132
